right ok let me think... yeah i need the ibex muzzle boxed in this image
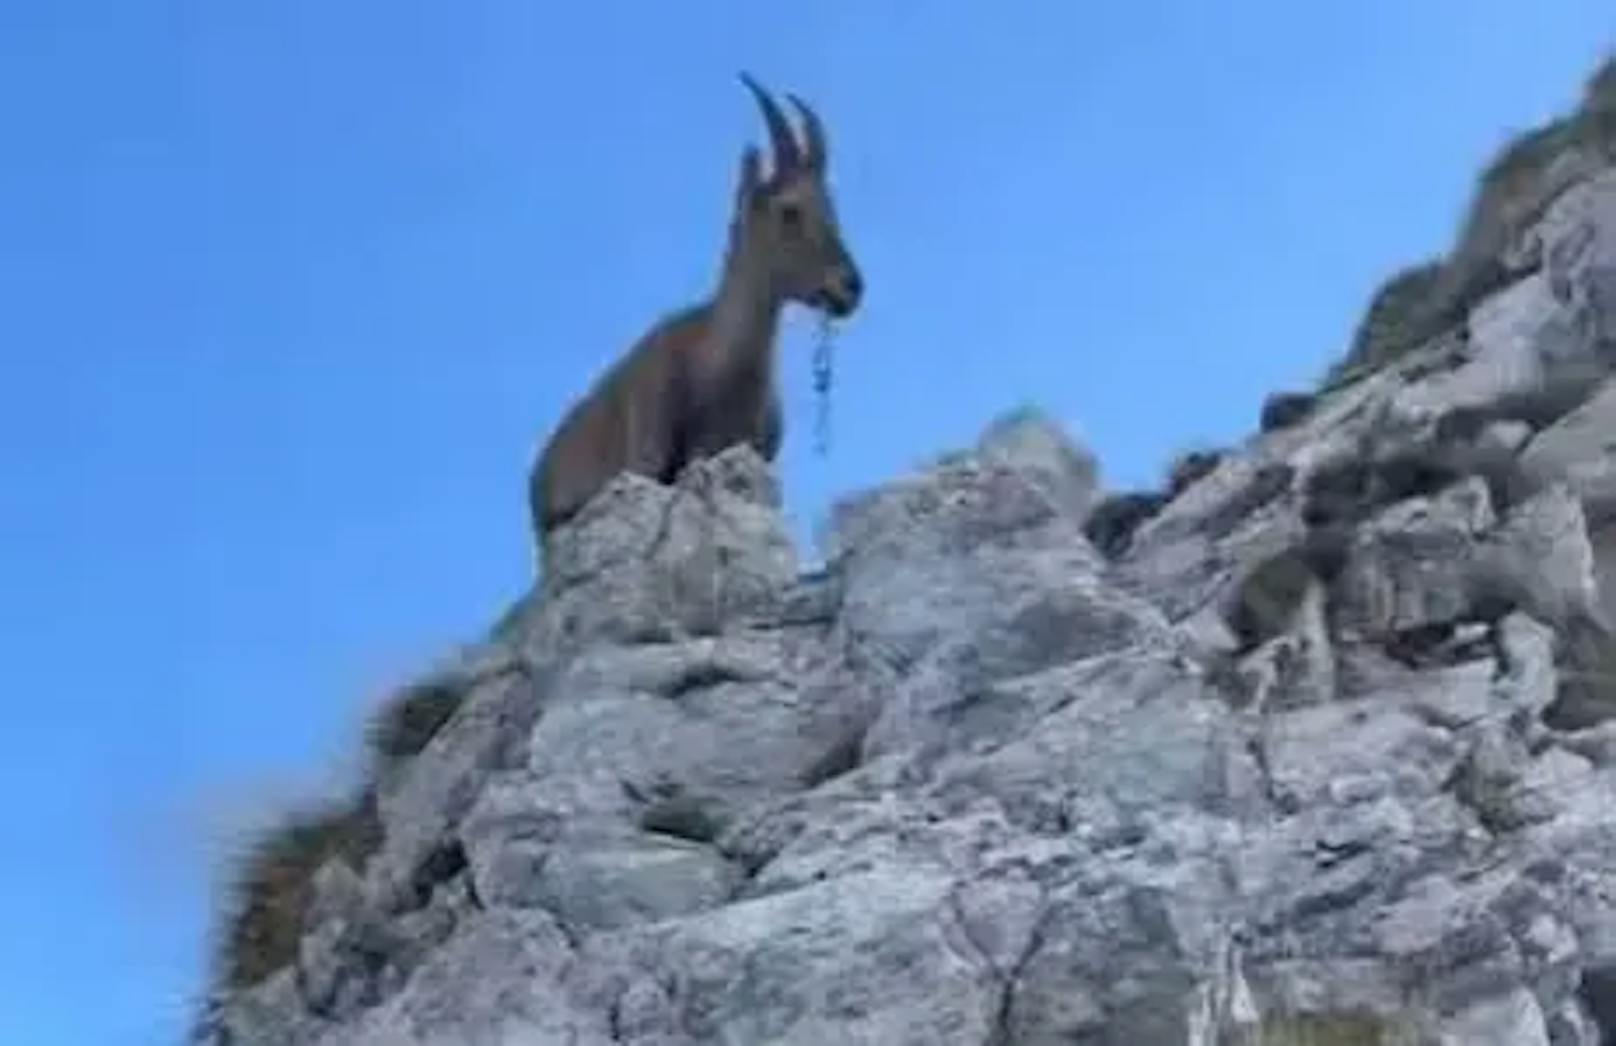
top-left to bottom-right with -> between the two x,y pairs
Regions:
529,75 -> 863,562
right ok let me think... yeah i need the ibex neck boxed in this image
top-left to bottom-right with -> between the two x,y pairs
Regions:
708,250 -> 784,374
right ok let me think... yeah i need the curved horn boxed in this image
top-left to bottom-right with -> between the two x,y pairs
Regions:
787,93 -> 827,170
739,72 -> 801,175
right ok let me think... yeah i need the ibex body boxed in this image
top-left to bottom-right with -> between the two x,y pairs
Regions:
530,76 -> 863,561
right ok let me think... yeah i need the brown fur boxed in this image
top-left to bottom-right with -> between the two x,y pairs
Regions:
529,75 -> 862,561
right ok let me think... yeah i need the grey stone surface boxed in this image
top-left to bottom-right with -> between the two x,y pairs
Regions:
536,445 -> 801,647
1332,476 -> 1497,641
369,668 -> 538,910
1522,378 -> 1616,524
971,404 -> 1102,524
200,115 -> 1616,1046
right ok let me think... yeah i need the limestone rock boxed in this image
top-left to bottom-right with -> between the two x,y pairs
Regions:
536,445 -> 800,648
972,404 -> 1102,524
1521,378 -> 1616,524
199,84 -> 1616,1046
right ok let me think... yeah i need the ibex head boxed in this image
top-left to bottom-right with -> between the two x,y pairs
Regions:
733,74 -> 863,318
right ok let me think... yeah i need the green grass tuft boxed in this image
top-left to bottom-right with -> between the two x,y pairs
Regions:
488,590 -> 536,643
1575,56 -> 1616,162
365,678 -> 466,771
204,673 -> 469,1003
1584,51 -> 1616,114
1328,260 -> 1446,387
215,794 -> 382,990
1325,51 -> 1616,391
1478,119 -> 1576,196
1166,447 -> 1224,496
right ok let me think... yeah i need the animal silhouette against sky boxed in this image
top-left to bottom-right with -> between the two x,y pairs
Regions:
529,74 -> 864,562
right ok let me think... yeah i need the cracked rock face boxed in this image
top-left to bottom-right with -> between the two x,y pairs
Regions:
199,137 -> 1616,1044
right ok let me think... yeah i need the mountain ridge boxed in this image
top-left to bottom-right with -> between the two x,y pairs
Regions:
197,52 -> 1616,1046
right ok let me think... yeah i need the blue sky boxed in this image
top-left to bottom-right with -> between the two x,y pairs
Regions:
3,3 -> 1613,1042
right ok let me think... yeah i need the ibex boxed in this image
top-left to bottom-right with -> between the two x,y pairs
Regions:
529,74 -> 864,560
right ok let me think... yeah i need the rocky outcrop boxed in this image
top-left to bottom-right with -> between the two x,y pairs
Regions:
199,59 -> 1616,1046
1329,54 -> 1616,391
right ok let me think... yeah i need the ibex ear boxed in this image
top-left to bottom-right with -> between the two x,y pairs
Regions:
735,146 -> 765,212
